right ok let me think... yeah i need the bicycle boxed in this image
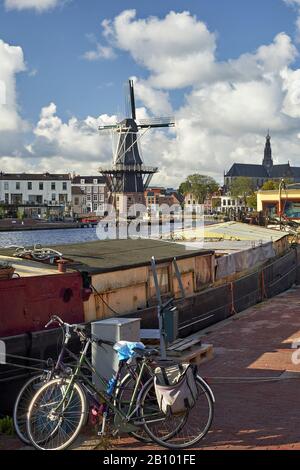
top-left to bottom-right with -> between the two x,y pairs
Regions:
26,315 -> 215,450
13,316 -> 85,444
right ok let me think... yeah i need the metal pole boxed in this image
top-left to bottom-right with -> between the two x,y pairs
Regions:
173,257 -> 185,298
151,256 -> 166,359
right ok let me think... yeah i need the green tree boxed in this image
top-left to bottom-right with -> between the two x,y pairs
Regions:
212,197 -> 221,209
17,209 -> 25,220
179,174 -> 219,204
261,180 -> 280,191
230,177 -> 254,206
247,193 -> 257,210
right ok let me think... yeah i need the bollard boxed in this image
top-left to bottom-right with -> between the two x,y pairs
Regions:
91,317 -> 141,390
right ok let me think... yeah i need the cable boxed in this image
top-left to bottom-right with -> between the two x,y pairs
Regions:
0,353 -> 48,364
205,375 -> 300,384
0,362 -> 46,373
90,284 -> 120,316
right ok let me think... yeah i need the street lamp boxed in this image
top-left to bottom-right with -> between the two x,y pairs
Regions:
278,179 -> 286,224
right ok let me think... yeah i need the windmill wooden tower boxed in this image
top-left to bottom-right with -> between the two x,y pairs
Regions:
99,79 -> 175,216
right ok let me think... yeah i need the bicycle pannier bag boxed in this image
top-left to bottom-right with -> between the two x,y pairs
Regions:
154,363 -> 198,415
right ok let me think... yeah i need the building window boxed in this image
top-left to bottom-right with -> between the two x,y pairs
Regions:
74,197 -> 79,205
4,182 -> 8,191
86,186 -> 91,193
80,179 -> 85,184
39,182 -> 44,190
28,182 -> 32,190
5,193 -> 9,204
93,179 -> 98,185
51,182 -> 56,190
93,194 -> 98,201
93,203 -> 97,211
16,182 -> 20,190
52,193 -> 56,201
99,194 -> 104,202
223,200 -> 227,206
86,194 -> 91,201
80,186 -> 85,191
232,200 -> 236,206
62,182 -> 67,191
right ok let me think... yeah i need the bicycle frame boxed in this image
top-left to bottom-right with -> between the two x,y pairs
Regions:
50,337 -> 156,432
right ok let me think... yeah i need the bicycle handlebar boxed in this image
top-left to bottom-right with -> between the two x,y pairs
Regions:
45,315 -> 65,328
45,315 -> 87,337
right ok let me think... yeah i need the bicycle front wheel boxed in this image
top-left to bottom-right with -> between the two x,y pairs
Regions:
138,375 -> 214,449
26,378 -> 87,450
116,373 -> 152,443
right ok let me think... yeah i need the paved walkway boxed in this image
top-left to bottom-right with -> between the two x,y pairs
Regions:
3,286 -> 300,450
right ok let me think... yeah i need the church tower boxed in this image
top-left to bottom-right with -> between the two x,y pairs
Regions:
262,131 -> 273,174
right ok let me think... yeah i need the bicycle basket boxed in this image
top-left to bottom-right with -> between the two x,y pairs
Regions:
154,363 -> 198,415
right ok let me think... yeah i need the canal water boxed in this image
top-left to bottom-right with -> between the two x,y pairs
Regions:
0,220 -> 210,248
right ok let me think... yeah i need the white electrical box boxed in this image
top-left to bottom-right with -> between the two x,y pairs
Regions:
91,317 -> 141,389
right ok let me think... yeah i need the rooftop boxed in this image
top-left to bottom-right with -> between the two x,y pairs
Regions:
0,172 -> 70,181
0,239 -> 213,274
71,176 -> 106,184
49,239 -> 213,273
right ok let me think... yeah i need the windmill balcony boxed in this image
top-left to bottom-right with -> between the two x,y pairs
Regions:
99,164 -> 158,173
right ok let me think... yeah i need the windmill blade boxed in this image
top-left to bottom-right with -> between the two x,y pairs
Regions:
138,117 -> 175,128
129,79 -> 136,120
98,124 -> 119,131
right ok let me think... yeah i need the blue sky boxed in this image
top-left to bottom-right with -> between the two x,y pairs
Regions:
0,0 -> 298,123
1,0 -> 300,185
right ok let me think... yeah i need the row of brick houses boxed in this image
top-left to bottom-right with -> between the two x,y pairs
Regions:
0,172 -> 109,218
0,173 -> 183,219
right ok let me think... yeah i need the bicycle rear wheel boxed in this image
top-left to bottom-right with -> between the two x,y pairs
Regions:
13,374 -> 47,445
138,375 -> 214,449
26,378 -> 87,450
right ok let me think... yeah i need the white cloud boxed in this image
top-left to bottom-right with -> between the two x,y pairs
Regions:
31,102 -> 117,162
284,0 -> 300,7
0,39 -> 26,133
83,44 -> 116,61
101,10 -> 298,90
103,10 -> 217,89
283,0 -> 300,40
4,0 -> 61,12
133,78 -> 172,116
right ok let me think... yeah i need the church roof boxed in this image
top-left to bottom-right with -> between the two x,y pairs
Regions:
226,164 -> 268,178
269,164 -> 292,178
226,163 -> 300,179
291,167 -> 300,177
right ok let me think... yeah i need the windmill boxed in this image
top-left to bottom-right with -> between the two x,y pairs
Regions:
99,79 -> 175,216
